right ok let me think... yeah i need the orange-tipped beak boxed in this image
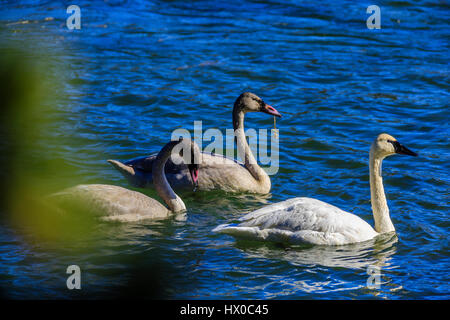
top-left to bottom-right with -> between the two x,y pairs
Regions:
262,104 -> 281,117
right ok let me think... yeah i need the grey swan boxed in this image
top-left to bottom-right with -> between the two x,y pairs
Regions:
213,134 -> 418,245
49,139 -> 200,222
108,92 -> 281,194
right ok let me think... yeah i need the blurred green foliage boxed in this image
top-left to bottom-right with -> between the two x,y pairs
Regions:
0,47 -> 97,241
0,44 -> 190,299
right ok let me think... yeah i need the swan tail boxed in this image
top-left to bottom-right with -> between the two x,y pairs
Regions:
213,224 -> 267,241
213,224 -> 309,244
107,160 -> 136,176
108,159 -> 153,188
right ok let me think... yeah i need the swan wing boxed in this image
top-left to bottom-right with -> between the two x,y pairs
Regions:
214,197 -> 378,245
125,155 -> 187,174
125,151 -> 244,173
125,155 -> 155,172
49,184 -> 170,221
123,152 -> 258,192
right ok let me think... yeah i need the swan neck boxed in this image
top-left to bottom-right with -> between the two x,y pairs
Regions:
232,107 -> 269,185
369,148 -> 395,233
152,141 -> 186,212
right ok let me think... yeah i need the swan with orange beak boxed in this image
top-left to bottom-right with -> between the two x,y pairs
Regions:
108,92 -> 282,194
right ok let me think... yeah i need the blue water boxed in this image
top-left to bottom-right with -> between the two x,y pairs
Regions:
0,0 -> 449,299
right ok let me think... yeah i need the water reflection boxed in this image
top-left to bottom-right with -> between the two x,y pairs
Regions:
236,232 -> 398,270
0,0 -> 447,299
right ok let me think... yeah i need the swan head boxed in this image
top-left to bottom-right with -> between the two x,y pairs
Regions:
371,133 -> 418,159
234,92 -> 281,117
176,138 -> 201,187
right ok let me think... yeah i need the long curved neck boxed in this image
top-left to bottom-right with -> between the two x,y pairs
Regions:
369,147 -> 395,233
232,106 -> 269,186
152,141 -> 186,213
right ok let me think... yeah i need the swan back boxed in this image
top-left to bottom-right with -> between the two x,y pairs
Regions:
214,197 -> 378,245
48,184 -> 170,222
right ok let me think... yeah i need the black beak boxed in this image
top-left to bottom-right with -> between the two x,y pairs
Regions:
391,141 -> 418,157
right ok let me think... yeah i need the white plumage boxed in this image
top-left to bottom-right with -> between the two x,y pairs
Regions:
213,197 -> 378,245
213,133 -> 418,246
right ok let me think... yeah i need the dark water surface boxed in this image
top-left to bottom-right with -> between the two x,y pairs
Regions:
0,0 -> 449,299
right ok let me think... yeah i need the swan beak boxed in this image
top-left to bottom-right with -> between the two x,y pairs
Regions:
262,104 -> 281,117
188,164 -> 199,189
394,141 -> 418,157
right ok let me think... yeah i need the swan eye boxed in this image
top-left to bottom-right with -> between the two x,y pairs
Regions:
387,140 -> 400,152
256,99 -> 265,108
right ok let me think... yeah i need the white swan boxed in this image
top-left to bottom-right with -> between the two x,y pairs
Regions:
213,133 -> 418,245
107,92 -> 281,194
48,139 -> 200,222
